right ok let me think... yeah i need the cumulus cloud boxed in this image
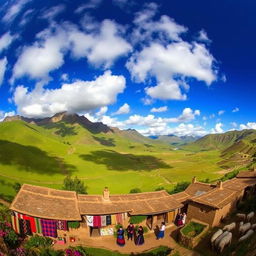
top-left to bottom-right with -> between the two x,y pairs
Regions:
112,103 -> 130,115
0,33 -> 15,53
232,107 -> 239,113
127,4 -> 217,100
13,71 -> 126,118
167,108 -> 200,123
150,106 -> 168,113
0,57 -> 7,86
96,106 -> 108,117
239,122 -> 256,130
12,19 -> 131,83
211,123 -> 224,133
197,29 -> 211,43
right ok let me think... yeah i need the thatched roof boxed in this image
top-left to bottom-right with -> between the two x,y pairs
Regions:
10,185 -> 183,219
10,184 -> 81,221
78,190 -> 183,215
191,187 -> 240,209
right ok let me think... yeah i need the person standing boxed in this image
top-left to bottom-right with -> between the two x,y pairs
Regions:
182,213 -> 187,225
116,226 -> 125,246
157,222 -> 166,239
135,226 -> 144,245
126,223 -> 135,241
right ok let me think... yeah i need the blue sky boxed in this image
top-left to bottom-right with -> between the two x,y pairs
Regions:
0,0 -> 255,136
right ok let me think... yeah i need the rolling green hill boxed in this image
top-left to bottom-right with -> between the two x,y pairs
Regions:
0,112 -> 247,200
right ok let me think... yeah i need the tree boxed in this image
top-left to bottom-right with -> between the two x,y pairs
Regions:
129,188 -> 142,193
62,176 -> 87,194
13,182 -> 21,193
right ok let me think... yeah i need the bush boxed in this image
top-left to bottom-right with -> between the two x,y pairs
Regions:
155,186 -> 165,191
168,181 -> 190,194
63,176 -> 87,194
129,215 -> 147,224
129,188 -> 142,193
13,182 -> 21,193
4,229 -> 19,248
24,235 -> 52,250
68,221 -> 80,229
221,170 -> 239,181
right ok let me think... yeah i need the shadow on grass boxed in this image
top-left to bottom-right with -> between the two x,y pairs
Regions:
0,140 -> 76,175
42,122 -> 78,137
79,150 -> 171,171
93,136 -> 115,147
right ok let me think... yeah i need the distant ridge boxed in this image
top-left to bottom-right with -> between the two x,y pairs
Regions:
150,134 -> 199,146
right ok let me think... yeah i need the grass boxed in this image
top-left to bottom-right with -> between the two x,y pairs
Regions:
0,120 -> 226,199
181,222 -> 206,238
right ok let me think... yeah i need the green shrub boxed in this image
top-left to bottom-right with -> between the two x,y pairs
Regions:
155,186 -> 165,191
129,188 -> 142,193
63,176 -> 87,194
4,229 -> 19,248
68,221 -> 80,229
129,215 -> 147,224
24,235 -> 52,249
168,181 -> 190,194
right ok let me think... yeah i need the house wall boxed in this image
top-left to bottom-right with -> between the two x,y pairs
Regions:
187,203 -> 217,227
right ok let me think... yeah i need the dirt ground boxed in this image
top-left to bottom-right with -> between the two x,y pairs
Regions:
53,225 -> 200,255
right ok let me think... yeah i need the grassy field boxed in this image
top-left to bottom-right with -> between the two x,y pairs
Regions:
0,120 -> 223,199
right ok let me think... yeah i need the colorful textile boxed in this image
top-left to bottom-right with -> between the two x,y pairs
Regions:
40,219 -> 57,238
57,220 -> 68,231
93,216 -> 101,227
11,215 -> 19,233
86,216 -> 94,227
101,216 -> 107,227
35,218 -> 42,233
106,215 -> 111,225
19,219 -> 32,236
111,215 -> 116,225
116,229 -> 125,246
116,213 -> 123,224
23,215 -> 36,233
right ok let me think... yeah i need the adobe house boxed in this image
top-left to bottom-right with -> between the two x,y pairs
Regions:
10,184 -> 182,239
173,174 -> 256,227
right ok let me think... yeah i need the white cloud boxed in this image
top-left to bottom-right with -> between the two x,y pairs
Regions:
61,73 -> 69,81
232,107 -> 239,113
167,108 -> 200,123
127,5 -> 217,100
197,29 -> 211,43
0,111 -> 16,122
211,123 -> 224,133
75,0 -> 102,13
230,122 -> 237,128
0,57 -> 7,86
96,106 -> 108,117
14,71 -> 126,118
150,106 -> 168,113
239,122 -> 256,130
127,42 -> 217,100
19,9 -> 34,27
218,110 -> 225,115
2,0 -> 30,23
113,103 -> 130,115
141,97 -> 154,105
0,33 -> 15,53
12,19 -> 132,83
40,5 -> 66,21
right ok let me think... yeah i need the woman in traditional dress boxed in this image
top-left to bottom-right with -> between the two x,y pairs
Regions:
182,212 -> 187,225
157,222 -> 166,239
116,226 -> 125,246
177,213 -> 183,226
135,226 -> 144,245
126,223 -> 135,241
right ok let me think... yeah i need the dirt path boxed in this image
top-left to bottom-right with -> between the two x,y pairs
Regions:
54,226 -> 199,255
0,198 -> 10,207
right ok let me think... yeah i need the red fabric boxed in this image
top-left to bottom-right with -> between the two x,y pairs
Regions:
23,215 -> 37,233
93,216 -> 101,227
116,214 -> 123,224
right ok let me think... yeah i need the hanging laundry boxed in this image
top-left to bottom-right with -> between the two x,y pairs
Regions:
111,215 -> 116,225
23,215 -> 36,233
11,215 -> 20,234
101,215 -> 107,227
19,219 -> 32,236
116,213 -> 123,224
40,219 -> 57,238
93,216 -> 101,227
35,218 -> 42,234
57,220 -> 68,231
86,216 -> 94,227
106,215 -> 111,225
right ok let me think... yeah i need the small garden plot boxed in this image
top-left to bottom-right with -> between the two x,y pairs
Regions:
181,222 -> 206,238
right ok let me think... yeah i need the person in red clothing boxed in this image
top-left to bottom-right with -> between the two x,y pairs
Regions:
116,227 -> 125,246
126,223 -> 135,241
